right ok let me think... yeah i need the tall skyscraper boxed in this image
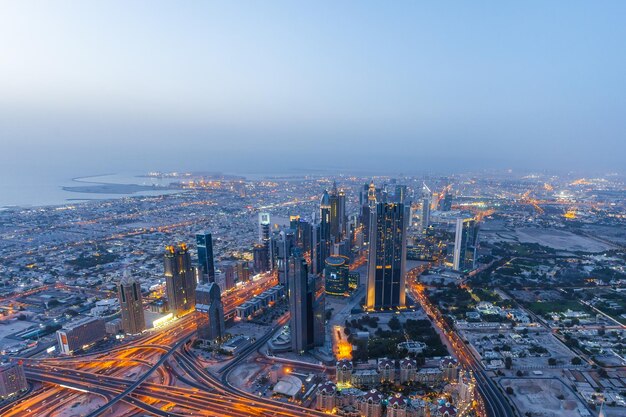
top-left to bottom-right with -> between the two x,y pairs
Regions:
196,282 -> 225,343
196,231 -> 215,283
421,197 -> 431,232
288,254 -> 325,353
453,218 -> 479,271
252,243 -> 270,272
329,182 -> 340,241
164,243 -> 196,316
366,201 -> 407,309
118,271 -> 145,334
259,212 -> 271,242
276,230 -> 295,286
313,190 -> 332,275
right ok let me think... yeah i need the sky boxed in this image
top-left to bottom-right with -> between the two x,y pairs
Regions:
1,1 -> 625,177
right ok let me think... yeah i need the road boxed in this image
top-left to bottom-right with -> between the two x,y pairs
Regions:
407,267 -> 516,417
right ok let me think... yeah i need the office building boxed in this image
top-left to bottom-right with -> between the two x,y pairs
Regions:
253,243 -> 270,272
196,231 -> 215,283
276,229 -> 296,286
56,317 -> 106,355
164,243 -> 196,316
453,218 -> 479,271
258,212 -> 271,270
288,255 -> 324,353
196,282 -> 225,343
313,190 -> 332,275
366,201 -> 407,309
420,197 -> 430,232
324,255 -> 349,295
0,361 -> 27,399
117,271 -> 145,334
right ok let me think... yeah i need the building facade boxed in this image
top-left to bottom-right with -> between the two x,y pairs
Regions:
117,271 -> 145,334
366,201 -> 407,309
196,282 -> 225,343
196,231 -> 215,283
164,243 -> 196,316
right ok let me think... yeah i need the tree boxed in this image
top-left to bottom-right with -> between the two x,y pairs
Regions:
505,357 -> 513,369
506,387 -> 514,395
548,358 -> 557,366
571,357 -> 582,365
388,316 -> 402,331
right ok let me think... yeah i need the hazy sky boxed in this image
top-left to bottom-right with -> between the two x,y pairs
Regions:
1,1 -> 625,176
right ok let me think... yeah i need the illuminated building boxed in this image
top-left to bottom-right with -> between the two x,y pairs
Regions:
258,212 -> 271,269
276,230 -> 295,287
313,190 -> 332,275
117,271 -> 145,334
366,201 -> 407,309
235,260 -> 251,283
221,261 -> 236,291
356,389 -> 384,417
315,380 -> 337,412
56,317 -> 106,355
336,359 -> 353,385
164,243 -> 196,316
441,357 -> 460,382
196,282 -> 225,343
395,184 -> 407,204
196,231 -> 215,284
386,394 -> 415,417
421,197 -> 431,232
324,255 -> 349,295
452,218 -> 479,271
288,253 -> 324,353
0,361 -> 27,399
377,358 -> 395,383
291,215 -> 313,252
252,243 -> 270,272
441,191 -> 453,211
330,182 -> 341,241
399,358 -> 418,384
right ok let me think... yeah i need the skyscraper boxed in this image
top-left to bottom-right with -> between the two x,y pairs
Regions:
421,197 -> 431,232
259,212 -> 271,242
313,190 -> 332,275
288,254 -> 325,353
118,271 -> 145,334
196,282 -> 225,343
164,243 -> 196,316
366,201 -> 407,309
453,218 -> 479,271
252,243 -> 270,272
324,255 -> 349,295
196,231 -> 215,284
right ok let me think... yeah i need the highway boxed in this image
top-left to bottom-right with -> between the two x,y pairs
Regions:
5,275 -> 328,417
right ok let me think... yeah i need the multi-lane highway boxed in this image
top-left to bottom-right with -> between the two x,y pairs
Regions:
2,274 -> 330,417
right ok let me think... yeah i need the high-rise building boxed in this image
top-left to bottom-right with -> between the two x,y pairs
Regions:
288,255 -> 325,353
196,282 -> 225,343
164,243 -> 196,316
252,243 -> 270,273
324,255 -> 349,295
441,192 -> 453,211
366,201 -> 407,309
117,271 -> 145,334
394,185 -> 407,204
276,230 -> 295,286
56,317 -> 106,355
313,190 -> 332,275
221,261 -> 237,291
258,212 -> 271,242
235,260 -> 251,283
421,197 -> 431,232
258,212 -> 271,271
453,218 -> 479,271
196,231 -> 215,283
0,361 -> 27,399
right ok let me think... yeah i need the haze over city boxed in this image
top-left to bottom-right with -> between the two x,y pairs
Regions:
1,1 -> 626,180
1,3 -> 625,417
